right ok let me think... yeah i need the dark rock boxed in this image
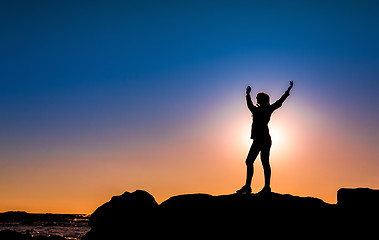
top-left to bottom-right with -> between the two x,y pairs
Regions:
336,187 -> 379,233
161,191 -> 331,212
0,212 -> 31,223
337,188 -> 379,211
84,191 -> 335,239
160,192 -> 334,237
84,190 -> 158,240
89,189 -> 158,228
0,230 -> 32,240
83,188 -> 379,239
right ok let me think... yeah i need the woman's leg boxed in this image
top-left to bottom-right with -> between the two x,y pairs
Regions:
245,142 -> 260,187
260,139 -> 272,189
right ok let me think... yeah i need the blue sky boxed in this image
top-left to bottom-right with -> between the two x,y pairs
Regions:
2,1 -> 378,147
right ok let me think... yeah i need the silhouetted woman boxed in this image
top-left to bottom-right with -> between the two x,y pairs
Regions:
237,81 -> 293,194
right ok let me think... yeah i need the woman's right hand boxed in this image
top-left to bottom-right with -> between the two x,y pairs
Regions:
246,85 -> 251,95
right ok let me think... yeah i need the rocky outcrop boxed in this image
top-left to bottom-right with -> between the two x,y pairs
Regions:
83,190 -> 158,240
0,211 -> 31,223
337,188 -> 379,211
89,190 -> 158,229
82,190 -> 334,239
159,192 -> 336,237
83,188 -> 379,239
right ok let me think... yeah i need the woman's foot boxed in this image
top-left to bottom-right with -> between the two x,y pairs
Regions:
236,185 -> 252,194
258,186 -> 271,195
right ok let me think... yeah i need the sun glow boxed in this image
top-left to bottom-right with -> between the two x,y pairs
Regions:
270,124 -> 283,148
268,122 -> 292,159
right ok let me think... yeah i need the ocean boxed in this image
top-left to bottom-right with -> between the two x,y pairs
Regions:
0,212 -> 90,240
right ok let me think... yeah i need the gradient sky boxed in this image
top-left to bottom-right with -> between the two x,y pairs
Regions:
1,1 -> 379,213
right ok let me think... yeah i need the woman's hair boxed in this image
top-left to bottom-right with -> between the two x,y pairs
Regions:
256,92 -> 270,106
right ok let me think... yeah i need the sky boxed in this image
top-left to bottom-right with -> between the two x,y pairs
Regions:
1,0 -> 379,213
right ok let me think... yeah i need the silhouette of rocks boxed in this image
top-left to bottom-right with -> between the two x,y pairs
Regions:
161,191 -> 331,214
82,188 -> 379,239
0,211 -> 31,223
337,187 -> 379,211
161,192 -> 337,237
83,190 -> 158,240
335,187 -> 379,235
83,190 -> 338,239
3,188 -> 377,239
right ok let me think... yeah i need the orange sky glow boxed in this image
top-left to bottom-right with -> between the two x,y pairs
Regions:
2,92 -> 378,214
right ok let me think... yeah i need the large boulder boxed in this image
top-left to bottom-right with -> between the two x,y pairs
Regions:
83,190 -> 158,240
337,188 -> 379,211
335,188 -> 379,236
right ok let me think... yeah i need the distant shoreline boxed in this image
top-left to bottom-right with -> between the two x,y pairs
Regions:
0,212 -> 89,239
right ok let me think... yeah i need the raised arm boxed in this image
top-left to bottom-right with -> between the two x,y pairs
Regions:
246,85 -> 255,112
272,81 -> 293,110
